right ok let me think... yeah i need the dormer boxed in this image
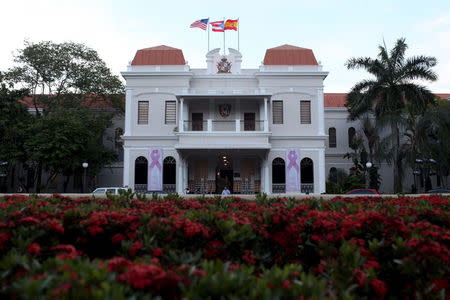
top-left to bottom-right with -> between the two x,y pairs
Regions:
260,44 -> 323,72
127,45 -> 189,72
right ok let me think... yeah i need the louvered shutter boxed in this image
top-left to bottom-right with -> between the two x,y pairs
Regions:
300,101 -> 311,124
329,128 -> 337,148
272,100 -> 283,124
165,101 -> 176,124
138,101 -> 149,124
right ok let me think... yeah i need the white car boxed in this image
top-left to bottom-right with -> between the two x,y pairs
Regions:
92,187 -> 127,195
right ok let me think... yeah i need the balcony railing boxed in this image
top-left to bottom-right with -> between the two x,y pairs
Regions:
271,183 -> 315,194
182,119 -> 266,132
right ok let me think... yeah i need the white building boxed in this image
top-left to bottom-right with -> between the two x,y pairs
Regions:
121,45 -> 329,194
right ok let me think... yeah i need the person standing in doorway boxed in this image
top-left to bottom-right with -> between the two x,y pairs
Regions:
222,186 -> 230,195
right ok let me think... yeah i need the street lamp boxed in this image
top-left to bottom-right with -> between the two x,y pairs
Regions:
365,162 -> 372,188
82,162 -> 88,193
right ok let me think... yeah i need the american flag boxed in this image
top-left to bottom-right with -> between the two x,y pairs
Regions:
190,18 -> 209,30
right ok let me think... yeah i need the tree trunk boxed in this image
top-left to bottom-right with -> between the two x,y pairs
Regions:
63,175 -> 70,193
391,122 -> 402,193
35,161 -> 42,193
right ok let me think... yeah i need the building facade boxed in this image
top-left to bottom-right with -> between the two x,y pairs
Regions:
122,45 -> 328,194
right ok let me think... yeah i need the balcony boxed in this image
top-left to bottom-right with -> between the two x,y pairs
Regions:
182,119 -> 266,132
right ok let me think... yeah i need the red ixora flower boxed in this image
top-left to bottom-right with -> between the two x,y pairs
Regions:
107,257 -> 133,272
46,219 -> 64,234
87,225 -> 104,236
152,248 -> 163,257
129,240 -> 143,257
27,243 -> 41,256
370,279 -> 388,298
51,244 -> 78,259
111,233 -> 126,244
19,216 -> 40,225
242,250 -> 256,264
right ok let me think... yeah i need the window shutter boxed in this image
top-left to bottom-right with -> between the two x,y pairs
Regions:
165,101 -> 176,124
300,101 -> 311,124
328,127 -> 336,148
272,100 -> 283,124
138,101 -> 149,124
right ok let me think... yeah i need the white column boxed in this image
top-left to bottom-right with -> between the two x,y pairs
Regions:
264,97 -> 269,132
179,98 -> 184,132
207,119 -> 212,132
236,119 -> 240,132
177,158 -> 184,194
124,89 -> 133,136
183,159 -> 188,193
317,88 -> 325,136
264,160 -> 270,194
318,148 -> 326,194
123,147 -> 131,190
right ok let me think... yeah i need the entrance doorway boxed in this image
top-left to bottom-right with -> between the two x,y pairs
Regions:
192,113 -> 203,131
216,155 -> 233,193
244,113 -> 255,131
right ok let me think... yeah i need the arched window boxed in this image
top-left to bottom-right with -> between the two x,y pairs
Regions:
272,157 -> 285,193
134,156 -> 148,185
163,157 -> 176,192
329,167 -> 337,183
348,127 -> 356,147
328,127 -> 336,148
300,158 -> 314,184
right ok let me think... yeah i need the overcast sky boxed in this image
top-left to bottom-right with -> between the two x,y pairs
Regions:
1,0 -> 449,92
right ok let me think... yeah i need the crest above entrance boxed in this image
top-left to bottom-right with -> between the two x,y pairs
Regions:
206,48 -> 242,74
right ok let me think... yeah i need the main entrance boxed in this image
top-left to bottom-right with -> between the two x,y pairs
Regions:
216,155 -> 233,193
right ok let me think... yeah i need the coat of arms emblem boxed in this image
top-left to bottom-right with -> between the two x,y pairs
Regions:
217,57 -> 232,73
219,104 -> 231,118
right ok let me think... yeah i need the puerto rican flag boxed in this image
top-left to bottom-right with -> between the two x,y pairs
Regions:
210,21 -> 225,32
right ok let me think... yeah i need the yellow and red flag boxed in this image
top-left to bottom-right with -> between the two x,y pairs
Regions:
224,19 -> 238,31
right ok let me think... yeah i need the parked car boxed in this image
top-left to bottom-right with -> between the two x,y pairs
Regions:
92,187 -> 127,195
425,189 -> 450,194
346,188 -> 380,195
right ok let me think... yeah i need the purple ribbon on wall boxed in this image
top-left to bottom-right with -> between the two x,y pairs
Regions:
287,150 -> 299,173
150,149 -> 162,170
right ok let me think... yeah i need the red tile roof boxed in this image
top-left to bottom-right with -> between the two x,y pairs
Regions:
131,45 -> 186,66
324,93 -> 450,108
263,44 -> 318,66
436,93 -> 450,100
19,95 -> 124,110
324,93 -> 347,108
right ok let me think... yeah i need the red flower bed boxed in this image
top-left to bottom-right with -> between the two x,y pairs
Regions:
0,194 -> 449,299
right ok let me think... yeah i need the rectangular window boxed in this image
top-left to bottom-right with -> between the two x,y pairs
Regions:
300,101 -> 311,124
138,101 -> 149,124
272,100 -> 283,124
165,101 -> 176,124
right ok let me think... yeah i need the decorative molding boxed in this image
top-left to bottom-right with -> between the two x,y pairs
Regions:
270,136 -> 326,140
122,136 -> 178,140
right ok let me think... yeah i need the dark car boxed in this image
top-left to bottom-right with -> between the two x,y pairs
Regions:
425,189 -> 450,194
345,188 -> 380,195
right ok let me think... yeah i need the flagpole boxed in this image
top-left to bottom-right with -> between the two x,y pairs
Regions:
207,18 -> 210,52
237,18 -> 240,52
223,18 -> 226,55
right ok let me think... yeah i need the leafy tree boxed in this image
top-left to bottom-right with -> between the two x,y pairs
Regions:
345,38 -> 437,192
415,99 -> 450,188
4,41 -> 124,192
0,73 -> 32,191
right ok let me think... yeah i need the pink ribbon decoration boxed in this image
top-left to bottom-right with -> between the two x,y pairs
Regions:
149,149 -> 162,170
287,150 -> 299,173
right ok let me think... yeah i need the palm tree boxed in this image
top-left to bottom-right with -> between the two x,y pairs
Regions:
345,38 -> 437,192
